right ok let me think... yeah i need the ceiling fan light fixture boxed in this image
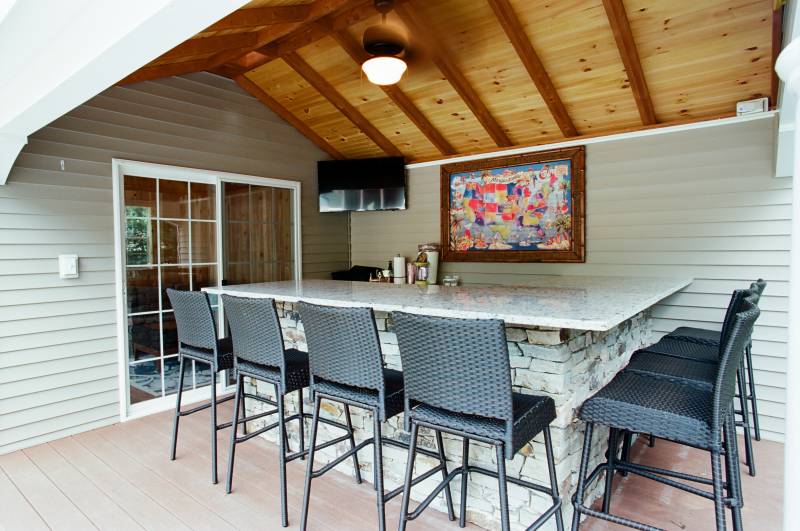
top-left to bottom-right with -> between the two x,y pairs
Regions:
362,55 -> 407,85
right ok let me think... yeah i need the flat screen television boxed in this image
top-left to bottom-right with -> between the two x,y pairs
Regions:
318,156 -> 406,212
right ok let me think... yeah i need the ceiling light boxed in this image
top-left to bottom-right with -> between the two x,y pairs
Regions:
362,56 -> 407,85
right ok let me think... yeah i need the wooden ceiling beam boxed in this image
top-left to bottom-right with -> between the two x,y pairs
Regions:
487,0 -> 577,138
282,51 -> 403,157
602,0 -> 656,125
235,75 -> 344,160
205,5 -> 312,32
221,0 -> 370,75
155,32 -> 260,63
118,57 -> 227,85
331,30 -> 456,156
394,3 -> 512,148
771,3 -> 785,109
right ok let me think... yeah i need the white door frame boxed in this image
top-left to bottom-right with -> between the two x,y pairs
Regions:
112,159 -> 302,421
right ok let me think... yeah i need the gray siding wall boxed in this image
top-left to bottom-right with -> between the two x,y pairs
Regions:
0,72 -> 349,454
351,117 -> 790,441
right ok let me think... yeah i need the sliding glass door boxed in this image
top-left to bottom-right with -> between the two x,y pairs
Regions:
114,161 -> 301,418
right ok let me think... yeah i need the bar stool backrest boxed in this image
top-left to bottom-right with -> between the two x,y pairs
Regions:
393,311 -> 513,423
713,299 -> 760,434
222,295 -> 286,370
298,302 -> 385,392
167,289 -> 217,351
750,278 -> 767,302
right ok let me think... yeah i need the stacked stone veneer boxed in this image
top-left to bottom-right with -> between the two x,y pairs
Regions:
241,301 -> 652,530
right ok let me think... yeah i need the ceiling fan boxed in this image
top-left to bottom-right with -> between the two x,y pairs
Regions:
361,0 -> 409,85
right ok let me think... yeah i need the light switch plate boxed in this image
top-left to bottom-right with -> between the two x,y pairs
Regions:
58,254 -> 79,279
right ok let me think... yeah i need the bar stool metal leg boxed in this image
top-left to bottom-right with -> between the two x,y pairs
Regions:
170,356 -> 186,461
602,428 -> 618,513
343,404 -> 363,484
398,421 -> 419,531
300,394 -> 322,531
544,427 -> 565,531
210,362 -> 218,484
723,410 -> 744,531
710,447 -> 726,531
298,389 -> 306,460
459,437 -> 469,528
277,383 -> 289,527
745,343 -> 761,441
225,374 -> 242,494
571,422 -> 594,531
435,430 -> 456,521
736,362 -> 756,476
238,378 -> 247,436
373,411 -> 386,531
619,430 -> 631,478
495,443 -> 511,531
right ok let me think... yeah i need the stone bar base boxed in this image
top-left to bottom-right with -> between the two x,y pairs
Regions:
240,302 -> 652,530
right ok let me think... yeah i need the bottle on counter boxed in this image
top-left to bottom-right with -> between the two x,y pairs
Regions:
414,251 -> 429,286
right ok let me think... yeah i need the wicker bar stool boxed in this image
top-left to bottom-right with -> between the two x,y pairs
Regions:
393,311 -> 564,531
571,299 -> 760,531
297,302 -> 455,531
222,295 -> 315,527
667,279 -> 766,443
166,289 -> 237,484
628,287 -> 761,476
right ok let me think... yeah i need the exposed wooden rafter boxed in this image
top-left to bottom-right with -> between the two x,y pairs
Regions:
155,32 -> 260,63
282,51 -> 403,156
394,3 -> 512,148
771,3 -> 785,108
119,0 -> 363,85
331,30 -> 456,155
205,5 -> 312,32
487,0 -> 577,138
235,74 -> 344,159
602,0 -> 657,125
221,0 -> 370,75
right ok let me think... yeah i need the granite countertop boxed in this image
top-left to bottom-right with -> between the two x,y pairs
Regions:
204,276 -> 691,331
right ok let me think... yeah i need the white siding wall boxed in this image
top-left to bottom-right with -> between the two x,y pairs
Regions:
0,72 -> 349,454
351,117 -> 790,441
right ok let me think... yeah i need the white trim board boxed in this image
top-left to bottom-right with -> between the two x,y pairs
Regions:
111,159 -> 302,421
406,111 -> 779,169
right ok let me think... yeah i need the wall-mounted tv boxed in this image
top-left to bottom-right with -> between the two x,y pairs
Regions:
318,156 -> 406,212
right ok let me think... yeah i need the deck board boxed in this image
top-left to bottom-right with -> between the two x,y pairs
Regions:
0,398 -> 784,530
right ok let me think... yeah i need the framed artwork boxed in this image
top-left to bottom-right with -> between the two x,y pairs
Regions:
440,146 -> 585,263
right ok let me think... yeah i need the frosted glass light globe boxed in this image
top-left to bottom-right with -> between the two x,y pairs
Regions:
362,56 -> 407,85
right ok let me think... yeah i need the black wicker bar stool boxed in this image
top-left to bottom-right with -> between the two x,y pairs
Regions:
393,311 -> 564,531
222,295 -> 315,527
297,302 -> 455,531
571,299 -> 760,531
167,288 -> 237,484
627,286 -> 762,476
667,279 -> 766,443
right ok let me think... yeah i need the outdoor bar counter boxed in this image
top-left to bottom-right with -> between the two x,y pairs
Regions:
205,276 -> 690,529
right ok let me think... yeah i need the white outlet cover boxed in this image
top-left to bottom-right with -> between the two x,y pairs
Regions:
58,254 -> 79,279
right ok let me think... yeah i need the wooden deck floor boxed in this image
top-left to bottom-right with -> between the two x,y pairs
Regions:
0,399 -> 784,531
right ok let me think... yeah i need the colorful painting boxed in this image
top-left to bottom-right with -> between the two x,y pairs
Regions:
440,147 -> 585,263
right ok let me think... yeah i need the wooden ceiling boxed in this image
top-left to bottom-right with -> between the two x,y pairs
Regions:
121,0 -> 781,163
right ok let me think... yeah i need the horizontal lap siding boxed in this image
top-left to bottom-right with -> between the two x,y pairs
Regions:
350,117 -> 789,441
0,72 -> 347,454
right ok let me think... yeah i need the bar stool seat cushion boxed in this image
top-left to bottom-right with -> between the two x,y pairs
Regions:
624,350 -> 716,391
579,372 -> 716,450
410,393 -> 556,456
236,348 -> 310,393
667,326 -> 721,346
181,337 -> 234,370
314,368 -> 405,420
640,337 -> 718,364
